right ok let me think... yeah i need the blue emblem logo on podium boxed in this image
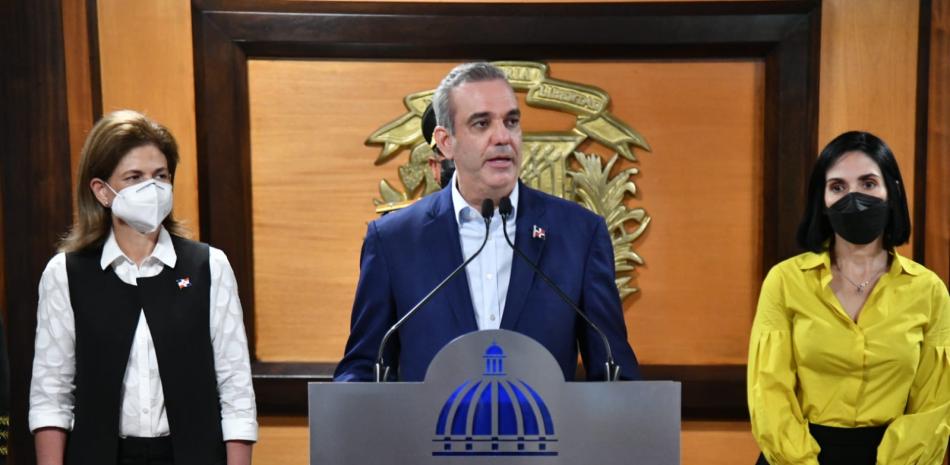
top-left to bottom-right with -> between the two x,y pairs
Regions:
433,342 -> 558,456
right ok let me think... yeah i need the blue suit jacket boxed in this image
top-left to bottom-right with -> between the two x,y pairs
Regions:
334,183 -> 640,382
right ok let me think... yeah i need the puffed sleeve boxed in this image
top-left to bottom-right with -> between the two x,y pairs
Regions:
747,266 -> 820,465
875,278 -> 950,465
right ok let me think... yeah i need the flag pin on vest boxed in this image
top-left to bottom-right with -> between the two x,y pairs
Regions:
176,277 -> 192,289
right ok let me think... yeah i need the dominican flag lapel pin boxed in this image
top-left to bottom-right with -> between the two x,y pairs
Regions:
532,225 -> 546,240
176,277 -> 192,289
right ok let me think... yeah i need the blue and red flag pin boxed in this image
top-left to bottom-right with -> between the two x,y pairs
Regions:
532,225 -> 546,239
176,277 -> 192,289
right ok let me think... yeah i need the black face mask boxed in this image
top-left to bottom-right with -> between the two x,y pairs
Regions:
825,192 -> 889,245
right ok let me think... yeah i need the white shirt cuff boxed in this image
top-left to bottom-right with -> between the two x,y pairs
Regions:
221,417 -> 259,442
29,411 -> 73,433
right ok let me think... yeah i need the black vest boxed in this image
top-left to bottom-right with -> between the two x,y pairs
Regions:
65,237 -> 225,465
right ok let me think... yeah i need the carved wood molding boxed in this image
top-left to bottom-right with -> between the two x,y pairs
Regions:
192,0 -> 822,419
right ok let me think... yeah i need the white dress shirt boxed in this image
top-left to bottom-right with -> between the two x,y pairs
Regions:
451,176 -> 518,330
29,228 -> 258,441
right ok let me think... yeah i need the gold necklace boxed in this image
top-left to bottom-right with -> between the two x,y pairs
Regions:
834,264 -> 882,294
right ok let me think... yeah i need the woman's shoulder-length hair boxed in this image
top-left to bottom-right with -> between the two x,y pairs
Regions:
59,110 -> 189,253
795,130 -> 911,252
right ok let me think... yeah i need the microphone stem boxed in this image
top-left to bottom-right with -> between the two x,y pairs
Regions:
374,216 -> 492,382
501,214 -> 619,381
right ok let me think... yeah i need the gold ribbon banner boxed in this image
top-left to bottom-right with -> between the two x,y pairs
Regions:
366,91 -> 435,165
495,61 -> 649,161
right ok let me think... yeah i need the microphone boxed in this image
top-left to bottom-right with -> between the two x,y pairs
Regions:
498,196 -> 620,382
374,198 -> 495,382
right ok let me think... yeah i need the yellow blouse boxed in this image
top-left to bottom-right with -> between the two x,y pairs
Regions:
748,250 -> 950,465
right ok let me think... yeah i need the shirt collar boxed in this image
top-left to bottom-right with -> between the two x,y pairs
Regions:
890,251 -> 923,276
450,172 -> 519,225
100,226 -> 177,270
797,251 -> 827,271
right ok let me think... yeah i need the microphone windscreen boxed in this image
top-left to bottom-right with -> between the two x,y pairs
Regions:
499,196 -> 513,217
480,199 -> 495,220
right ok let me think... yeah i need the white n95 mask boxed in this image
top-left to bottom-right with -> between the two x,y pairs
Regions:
107,180 -> 174,234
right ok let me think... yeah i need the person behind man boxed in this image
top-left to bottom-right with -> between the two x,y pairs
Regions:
376,104 -> 452,217
422,103 -> 455,189
335,62 -> 640,382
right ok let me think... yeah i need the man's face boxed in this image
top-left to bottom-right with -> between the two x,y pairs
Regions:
435,79 -> 522,203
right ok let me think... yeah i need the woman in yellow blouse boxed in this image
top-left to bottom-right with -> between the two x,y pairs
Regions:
748,131 -> 950,465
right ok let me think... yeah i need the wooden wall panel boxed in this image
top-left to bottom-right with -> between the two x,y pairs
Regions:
249,60 -> 763,365
62,0 -> 98,182
681,421 -> 760,464
250,61 -> 456,362
554,62 -> 764,365
89,0 -> 930,277
96,0 -> 201,237
818,0 -> 920,257
255,416 -> 310,465
1,0 -> 74,462
926,0 -> 949,283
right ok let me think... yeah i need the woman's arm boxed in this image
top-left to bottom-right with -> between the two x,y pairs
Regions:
30,256 -> 77,464
875,279 -> 950,465
34,427 -> 67,465
747,266 -> 820,465
226,440 -> 253,465
208,249 -> 258,454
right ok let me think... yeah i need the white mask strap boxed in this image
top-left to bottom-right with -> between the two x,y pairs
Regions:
105,182 -> 120,196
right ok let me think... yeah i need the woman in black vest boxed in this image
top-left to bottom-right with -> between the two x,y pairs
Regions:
29,110 -> 258,465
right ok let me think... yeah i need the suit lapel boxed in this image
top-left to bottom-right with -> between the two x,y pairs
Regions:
426,188 -> 478,333
501,184 -> 546,330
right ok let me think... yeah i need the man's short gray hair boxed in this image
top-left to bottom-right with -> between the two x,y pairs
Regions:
432,62 -> 509,135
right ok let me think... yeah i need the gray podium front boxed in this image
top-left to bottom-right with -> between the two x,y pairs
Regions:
309,329 -> 680,464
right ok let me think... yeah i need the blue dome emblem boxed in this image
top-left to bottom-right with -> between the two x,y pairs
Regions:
483,341 -> 505,375
484,341 -> 504,356
432,342 -> 558,457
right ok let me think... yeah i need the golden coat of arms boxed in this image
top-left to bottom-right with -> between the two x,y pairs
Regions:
365,61 -> 651,299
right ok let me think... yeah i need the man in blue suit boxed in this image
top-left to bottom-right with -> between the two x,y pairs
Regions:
334,62 -> 640,382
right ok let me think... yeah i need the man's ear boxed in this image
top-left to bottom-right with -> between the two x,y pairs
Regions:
433,126 -> 453,160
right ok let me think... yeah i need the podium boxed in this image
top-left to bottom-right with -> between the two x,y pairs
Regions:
309,329 -> 681,464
